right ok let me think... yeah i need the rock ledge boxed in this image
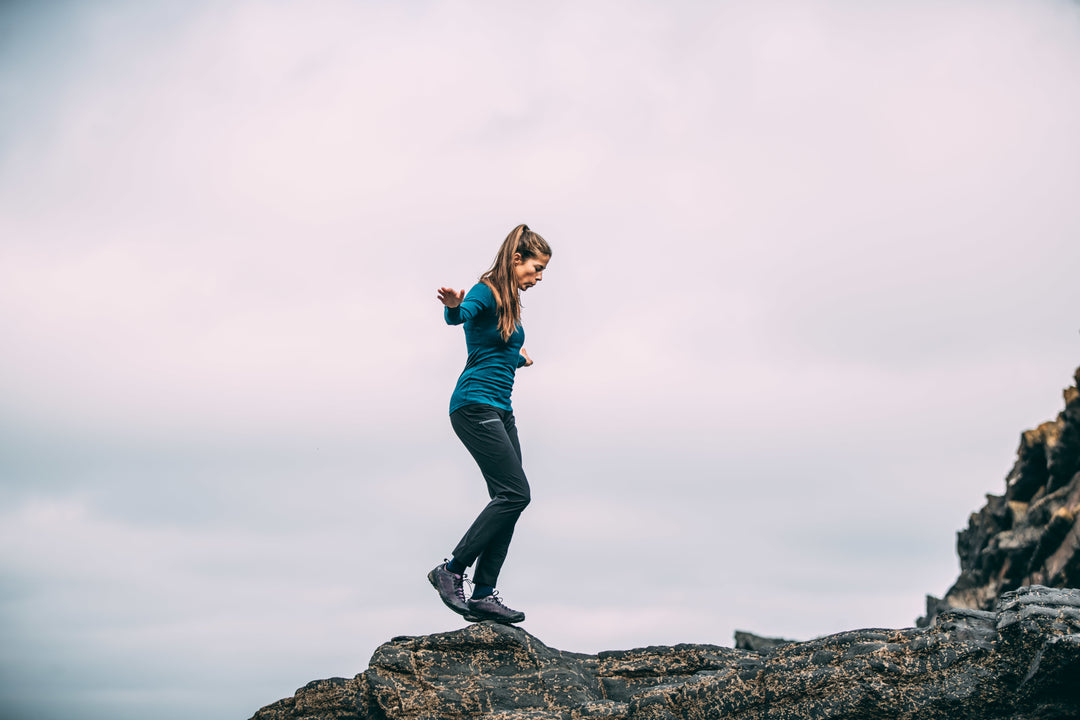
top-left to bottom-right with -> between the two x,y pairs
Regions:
251,585 -> 1080,720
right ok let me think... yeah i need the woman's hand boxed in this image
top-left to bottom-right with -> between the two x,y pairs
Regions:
520,347 -> 533,367
437,287 -> 465,308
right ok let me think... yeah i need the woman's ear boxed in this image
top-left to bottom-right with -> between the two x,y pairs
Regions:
512,252 -> 523,265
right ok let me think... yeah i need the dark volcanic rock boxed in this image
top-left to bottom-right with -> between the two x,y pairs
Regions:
250,586 -> 1080,720
732,630 -> 795,653
921,366 -> 1080,625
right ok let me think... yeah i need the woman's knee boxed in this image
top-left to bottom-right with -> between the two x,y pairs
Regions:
515,478 -> 531,509
497,488 -> 530,511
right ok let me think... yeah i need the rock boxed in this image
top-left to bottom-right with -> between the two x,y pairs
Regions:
250,677 -> 368,720
732,630 -> 795,653
921,366 -> 1080,626
249,586 -> 1080,720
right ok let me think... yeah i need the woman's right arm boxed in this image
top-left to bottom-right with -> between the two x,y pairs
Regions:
439,283 -> 494,325
438,287 -> 465,325
438,285 -> 490,325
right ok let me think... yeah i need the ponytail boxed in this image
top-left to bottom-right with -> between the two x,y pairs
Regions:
480,224 -> 552,341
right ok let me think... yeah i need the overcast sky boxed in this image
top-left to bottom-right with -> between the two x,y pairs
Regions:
1,1 -> 1079,719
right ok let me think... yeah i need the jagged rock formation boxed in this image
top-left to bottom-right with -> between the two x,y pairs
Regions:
920,366 -> 1080,626
250,586 -> 1080,720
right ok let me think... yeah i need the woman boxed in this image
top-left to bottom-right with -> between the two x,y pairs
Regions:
428,223 -> 551,624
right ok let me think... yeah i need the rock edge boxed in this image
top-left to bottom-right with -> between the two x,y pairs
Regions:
250,585 -> 1080,720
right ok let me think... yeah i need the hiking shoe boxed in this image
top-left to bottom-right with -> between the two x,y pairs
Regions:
428,561 -> 470,616
466,591 -> 525,624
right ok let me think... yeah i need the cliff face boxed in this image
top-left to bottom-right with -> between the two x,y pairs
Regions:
251,586 -> 1080,720
920,366 -> 1080,625
249,365 -> 1080,720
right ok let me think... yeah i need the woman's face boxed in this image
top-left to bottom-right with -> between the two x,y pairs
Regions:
514,253 -> 549,291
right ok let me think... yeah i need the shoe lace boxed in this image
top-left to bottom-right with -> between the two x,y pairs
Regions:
482,590 -> 509,607
443,559 -> 470,604
461,575 -> 474,602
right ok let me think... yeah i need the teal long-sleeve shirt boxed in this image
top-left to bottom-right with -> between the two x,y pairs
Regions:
445,282 -> 527,415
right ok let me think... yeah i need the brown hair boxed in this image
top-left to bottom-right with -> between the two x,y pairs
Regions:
480,224 -> 552,341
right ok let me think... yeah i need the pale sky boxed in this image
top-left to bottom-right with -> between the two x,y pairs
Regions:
1,1 -> 1079,719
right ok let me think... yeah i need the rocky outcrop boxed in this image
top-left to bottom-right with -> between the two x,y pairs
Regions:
250,365 -> 1080,720
250,586 -> 1080,720
920,366 -> 1080,626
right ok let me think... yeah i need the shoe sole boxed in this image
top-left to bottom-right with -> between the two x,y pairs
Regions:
469,615 -> 524,624
464,607 -> 525,624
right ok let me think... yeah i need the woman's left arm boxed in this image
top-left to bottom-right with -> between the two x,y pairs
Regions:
518,347 -> 533,368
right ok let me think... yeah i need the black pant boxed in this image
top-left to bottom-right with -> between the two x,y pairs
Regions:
450,404 -> 531,588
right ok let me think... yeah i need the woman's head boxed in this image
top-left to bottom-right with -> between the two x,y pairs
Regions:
481,224 -> 552,341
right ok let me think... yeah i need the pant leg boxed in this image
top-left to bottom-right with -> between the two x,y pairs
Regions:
450,405 -> 530,588
471,410 -> 525,587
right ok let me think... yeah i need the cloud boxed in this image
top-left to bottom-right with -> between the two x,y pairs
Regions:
1,1 -> 1079,719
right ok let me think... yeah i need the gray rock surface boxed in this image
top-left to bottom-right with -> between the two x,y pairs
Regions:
250,586 -> 1080,720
